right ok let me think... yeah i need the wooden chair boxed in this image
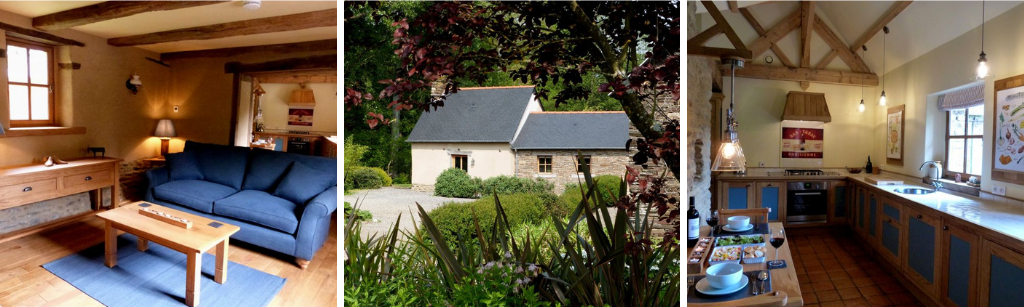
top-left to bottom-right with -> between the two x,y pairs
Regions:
718,208 -> 771,226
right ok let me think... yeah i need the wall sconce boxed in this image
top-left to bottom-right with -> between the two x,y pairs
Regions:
126,74 -> 142,95
471,158 -> 475,167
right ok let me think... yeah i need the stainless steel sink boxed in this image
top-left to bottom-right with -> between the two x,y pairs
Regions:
894,188 -> 935,195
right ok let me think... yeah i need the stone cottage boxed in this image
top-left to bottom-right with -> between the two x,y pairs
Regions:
407,86 -> 629,194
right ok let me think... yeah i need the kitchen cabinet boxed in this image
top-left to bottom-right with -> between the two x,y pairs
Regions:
979,239 -> 1024,307
903,206 -> 941,299
828,180 -> 849,224
940,221 -> 979,307
878,197 -> 903,266
756,181 -> 785,222
719,181 -> 755,210
855,185 -> 869,236
868,192 -> 879,240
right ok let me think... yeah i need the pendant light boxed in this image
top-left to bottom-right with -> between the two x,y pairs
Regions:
712,58 -> 747,172
879,26 -> 888,106
859,77 -> 866,113
977,0 -> 989,79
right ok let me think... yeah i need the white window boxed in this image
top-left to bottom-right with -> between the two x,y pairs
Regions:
946,105 -> 983,177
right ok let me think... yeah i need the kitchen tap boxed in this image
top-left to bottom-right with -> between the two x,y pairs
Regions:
930,180 -> 944,192
919,161 -> 943,181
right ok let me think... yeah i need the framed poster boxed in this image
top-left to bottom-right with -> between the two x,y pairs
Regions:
780,120 -> 823,168
886,105 -> 905,165
288,108 -> 314,126
992,73 -> 1024,185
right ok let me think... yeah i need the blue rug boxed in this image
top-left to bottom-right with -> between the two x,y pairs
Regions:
43,234 -> 285,307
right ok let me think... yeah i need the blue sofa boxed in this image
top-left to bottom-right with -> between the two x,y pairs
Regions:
144,141 -> 337,269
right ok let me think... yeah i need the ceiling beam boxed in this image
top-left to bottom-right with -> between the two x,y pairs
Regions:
725,64 -> 879,86
815,51 -> 837,69
688,24 -> 723,47
224,54 -> 336,74
727,1 -> 739,13
33,1 -> 227,31
800,2 -> 815,67
702,1 -> 749,54
0,21 -> 84,46
253,73 -> 336,84
747,11 -> 800,58
687,1 -> 751,59
108,9 -> 336,47
849,1 -> 913,53
160,39 -> 336,61
739,8 -> 794,67
813,17 -> 871,73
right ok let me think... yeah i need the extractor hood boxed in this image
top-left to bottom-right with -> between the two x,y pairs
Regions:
782,91 -> 831,123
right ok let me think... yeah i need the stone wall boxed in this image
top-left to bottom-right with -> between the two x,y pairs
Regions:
0,193 -> 91,234
687,1 -> 716,222
515,149 -> 629,194
119,159 -> 164,202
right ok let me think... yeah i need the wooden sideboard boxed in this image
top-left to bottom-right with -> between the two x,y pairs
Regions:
0,157 -> 121,243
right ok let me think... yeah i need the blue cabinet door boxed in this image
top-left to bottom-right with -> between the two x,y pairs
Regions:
881,220 -> 900,260
987,245 -> 1024,307
759,184 -> 780,221
907,215 -> 937,285
858,188 -> 866,231
868,194 -> 878,238
944,224 -> 977,307
834,184 -> 847,218
727,185 -> 750,210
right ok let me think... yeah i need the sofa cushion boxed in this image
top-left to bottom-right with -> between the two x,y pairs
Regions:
214,190 -> 299,234
184,141 -> 250,190
274,162 -> 335,205
152,180 -> 237,213
242,148 -> 338,192
165,151 -> 203,181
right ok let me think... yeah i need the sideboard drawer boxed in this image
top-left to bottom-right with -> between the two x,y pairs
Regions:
0,178 -> 58,204
63,169 -> 112,189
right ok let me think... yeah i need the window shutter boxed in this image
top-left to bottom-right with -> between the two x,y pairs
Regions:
938,84 -> 984,111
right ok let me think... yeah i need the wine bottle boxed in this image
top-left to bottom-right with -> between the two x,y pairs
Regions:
866,156 -> 873,173
687,197 -> 700,247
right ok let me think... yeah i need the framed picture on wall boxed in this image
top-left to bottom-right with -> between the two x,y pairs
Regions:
992,73 -> 1024,185
886,105 -> 905,166
288,108 -> 314,126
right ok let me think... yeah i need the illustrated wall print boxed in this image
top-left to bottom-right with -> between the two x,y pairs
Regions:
886,105 -> 905,166
288,108 -> 314,126
990,74 -> 1024,185
780,120 -> 824,168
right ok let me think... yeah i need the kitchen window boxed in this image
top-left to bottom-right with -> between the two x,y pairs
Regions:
538,155 -> 552,173
7,38 -> 55,127
946,105 -> 983,178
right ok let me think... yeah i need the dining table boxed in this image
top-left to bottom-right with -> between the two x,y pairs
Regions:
686,222 -> 803,306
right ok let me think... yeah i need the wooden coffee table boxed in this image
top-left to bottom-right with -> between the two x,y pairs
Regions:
97,201 -> 240,307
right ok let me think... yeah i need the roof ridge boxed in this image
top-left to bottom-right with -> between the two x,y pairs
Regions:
530,111 -> 625,114
458,85 -> 535,90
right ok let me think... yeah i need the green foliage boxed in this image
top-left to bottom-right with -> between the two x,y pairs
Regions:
434,168 -> 479,198
556,175 -> 622,215
480,176 -> 553,195
344,136 -> 369,172
394,173 -> 411,184
347,167 -> 387,189
369,167 -> 393,187
428,193 -> 546,246
344,202 -> 373,222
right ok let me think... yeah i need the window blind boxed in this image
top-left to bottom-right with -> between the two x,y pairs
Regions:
938,84 -> 984,111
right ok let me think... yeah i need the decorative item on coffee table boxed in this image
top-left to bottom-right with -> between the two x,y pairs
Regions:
139,207 -> 192,229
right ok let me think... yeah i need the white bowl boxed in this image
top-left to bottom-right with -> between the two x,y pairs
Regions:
727,216 -> 750,230
705,263 -> 744,289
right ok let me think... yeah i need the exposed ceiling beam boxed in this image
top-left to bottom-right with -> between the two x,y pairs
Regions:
688,24 -> 723,47
800,2 -> 815,67
727,1 -> 739,13
815,51 -> 837,69
725,64 -> 879,86
224,54 -> 336,74
813,17 -> 871,73
747,11 -> 800,58
108,9 -> 336,47
0,21 -> 83,46
160,39 -> 336,61
687,1 -> 751,59
739,8 -> 794,67
702,1 -> 749,54
688,46 -> 752,59
33,1 -> 227,31
252,72 -> 336,84
849,1 -> 913,53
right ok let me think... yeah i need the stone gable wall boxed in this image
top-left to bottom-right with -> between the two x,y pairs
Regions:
515,149 -> 629,195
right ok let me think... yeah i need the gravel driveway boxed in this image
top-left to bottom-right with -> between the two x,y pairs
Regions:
344,187 -> 475,240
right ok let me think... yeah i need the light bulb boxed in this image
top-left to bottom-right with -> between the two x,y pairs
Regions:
977,60 -> 989,79
858,100 -> 865,112
879,92 -> 887,106
721,142 -> 737,159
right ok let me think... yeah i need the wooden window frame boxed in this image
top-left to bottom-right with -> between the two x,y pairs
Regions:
577,155 -> 591,173
452,154 -> 468,172
538,155 -> 552,174
945,108 -> 983,179
7,37 -> 56,127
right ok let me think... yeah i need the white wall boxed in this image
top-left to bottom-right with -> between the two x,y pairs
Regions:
411,142 -> 514,185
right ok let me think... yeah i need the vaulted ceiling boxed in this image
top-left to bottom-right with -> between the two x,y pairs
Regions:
692,1 -> 1021,86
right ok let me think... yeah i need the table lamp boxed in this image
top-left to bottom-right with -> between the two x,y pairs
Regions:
154,119 -> 177,157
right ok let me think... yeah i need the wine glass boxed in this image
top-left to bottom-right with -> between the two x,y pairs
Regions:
706,210 -> 719,236
768,228 -> 786,267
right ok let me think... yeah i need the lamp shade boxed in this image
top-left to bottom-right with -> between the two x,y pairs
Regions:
154,119 -> 177,138
711,139 -> 746,172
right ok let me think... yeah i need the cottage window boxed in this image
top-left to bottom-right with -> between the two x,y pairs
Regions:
577,155 -> 591,173
538,156 -> 552,173
7,38 -> 55,127
452,155 -> 468,172
946,105 -> 983,178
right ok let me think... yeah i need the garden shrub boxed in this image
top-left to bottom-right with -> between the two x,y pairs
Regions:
428,193 -> 546,246
555,175 -> 623,216
434,168 -> 479,198
369,167 -> 393,187
480,175 -> 553,195
347,167 -> 385,189
344,201 -> 374,222
394,173 -> 411,184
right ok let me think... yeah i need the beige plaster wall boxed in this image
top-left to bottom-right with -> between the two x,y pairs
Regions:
410,142 -> 514,185
259,83 -> 337,133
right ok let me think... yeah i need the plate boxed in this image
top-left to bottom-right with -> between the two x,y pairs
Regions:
695,275 -> 749,296
721,224 -> 754,232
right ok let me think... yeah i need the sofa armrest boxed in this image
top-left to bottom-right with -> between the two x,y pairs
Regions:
144,167 -> 170,201
294,186 -> 338,260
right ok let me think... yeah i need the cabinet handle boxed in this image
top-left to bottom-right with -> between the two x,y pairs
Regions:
943,226 -> 949,231
747,184 -> 752,188
767,183 -> 773,187
916,214 -> 922,219
84,176 -> 92,181
22,187 -> 32,192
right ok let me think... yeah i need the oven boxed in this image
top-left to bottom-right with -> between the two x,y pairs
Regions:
786,181 -> 828,224
287,137 -> 312,155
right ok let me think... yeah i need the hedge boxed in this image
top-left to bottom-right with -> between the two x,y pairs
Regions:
434,168 -> 479,198
427,193 -> 546,246
347,166 -> 392,189
554,175 -> 623,217
480,175 -> 553,195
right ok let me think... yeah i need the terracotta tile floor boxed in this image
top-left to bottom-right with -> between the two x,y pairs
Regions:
788,227 -> 924,307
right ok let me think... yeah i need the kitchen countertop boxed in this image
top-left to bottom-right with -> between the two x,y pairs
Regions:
715,168 -> 855,181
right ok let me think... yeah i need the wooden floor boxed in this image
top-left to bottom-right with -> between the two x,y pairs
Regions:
0,214 -> 338,307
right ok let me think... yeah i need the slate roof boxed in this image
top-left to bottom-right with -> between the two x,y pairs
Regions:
511,112 -> 629,150
407,87 -> 536,143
